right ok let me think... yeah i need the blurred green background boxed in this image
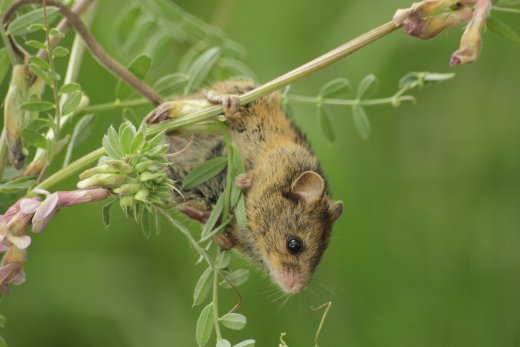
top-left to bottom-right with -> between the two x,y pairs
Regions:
2,0 -> 520,346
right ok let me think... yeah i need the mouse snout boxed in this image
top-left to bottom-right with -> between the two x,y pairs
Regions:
275,270 -> 304,294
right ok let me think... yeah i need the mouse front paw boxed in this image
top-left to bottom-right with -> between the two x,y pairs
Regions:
212,227 -> 238,250
203,91 -> 243,120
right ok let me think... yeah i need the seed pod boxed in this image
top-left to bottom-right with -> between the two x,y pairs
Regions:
135,160 -> 155,173
105,160 -> 133,174
113,183 -> 141,196
139,171 -> 163,182
4,66 -> 28,169
134,189 -> 149,202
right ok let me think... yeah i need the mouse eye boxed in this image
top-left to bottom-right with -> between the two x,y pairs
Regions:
286,236 -> 303,255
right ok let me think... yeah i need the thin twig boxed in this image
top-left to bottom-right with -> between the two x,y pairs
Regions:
2,0 -> 163,105
34,19 -> 401,191
37,0 -> 96,61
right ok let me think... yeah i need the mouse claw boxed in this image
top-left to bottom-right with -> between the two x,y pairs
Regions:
212,227 -> 237,250
235,172 -> 253,190
177,205 -> 211,223
203,91 -> 242,120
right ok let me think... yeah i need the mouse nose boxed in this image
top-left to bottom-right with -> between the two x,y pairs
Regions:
278,272 -> 303,293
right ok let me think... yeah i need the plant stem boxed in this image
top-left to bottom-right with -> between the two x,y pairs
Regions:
212,259 -> 222,340
37,0 -> 96,61
0,16 -> 18,180
288,94 -> 416,106
0,130 -> 8,180
34,19 -> 401,192
147,21 -> 400,136
43,0 -> 62,138
3,0 -> 163,105
81,98 -> 149,114
35,147 -> 104,190
0,15 -> 17,65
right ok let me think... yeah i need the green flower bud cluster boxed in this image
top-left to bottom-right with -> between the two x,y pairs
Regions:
77,121 -> 178,218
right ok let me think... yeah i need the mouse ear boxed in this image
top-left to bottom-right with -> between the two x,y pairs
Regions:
291,171 -> 325,205
329,200 -> 344,222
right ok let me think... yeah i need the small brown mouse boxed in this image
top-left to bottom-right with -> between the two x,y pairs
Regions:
145,81 -> 344,293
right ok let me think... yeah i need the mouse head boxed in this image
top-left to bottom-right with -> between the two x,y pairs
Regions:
245,171 -> 343,293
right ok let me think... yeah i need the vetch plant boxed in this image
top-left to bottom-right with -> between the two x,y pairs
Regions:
0,0 -> 518,345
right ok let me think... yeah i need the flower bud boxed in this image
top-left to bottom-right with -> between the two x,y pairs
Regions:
119,196 -> 135,209
105,160 -> 133,174
139,172 -> 163,182
113,183 -> 142,196
77,173 -> 127,189
134,189 -> 149,202
135,160 -> 156,173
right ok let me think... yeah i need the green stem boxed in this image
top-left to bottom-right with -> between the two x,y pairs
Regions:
212,258 -> 222,340
42,1 -> 62,138
491,6 -> 520,14
0,16 -> 18,180
35,147 -> 104,190
0,15 -> 17,65
288,94 -> 415,106
34,20 -> 401,192
81,98 -> 149,114
0,130 -> 8,180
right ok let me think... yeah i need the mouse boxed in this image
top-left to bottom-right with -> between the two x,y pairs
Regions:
145,81 -> 344,293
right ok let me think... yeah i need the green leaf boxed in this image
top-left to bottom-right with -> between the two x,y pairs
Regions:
49,28 -> 64,38
0,176 -> 36,194
27,23 -> 45,31
108,126 -> 124,158
235,195 -> 248,231
7,7 -> 59,36
29,56 -> 50,70
46,70 -> 61,81
61,91 -> 82,116
116,54 -> 152,100
153,73 -> 189,96
140,208 -> 152,238
29,63 -> 51,84
59,83 -> 81,94
220,58 -> 257,80
25,40 -> 47,50
229,146 -> 245,207
217,339 -> 232,347
201,194 -> 225,239
185,47 -> 221,93
147,130 -> 165,150
20,101 -> 55,112
193,267 -> 213,306
319,78 -> 351,98
63,115 -> 96,167
399,72 -> 455,90
356,74 -> 378,99
497,0 -> 520,6
220,269 -> 249,289
0,313 -> 5,328
130,131 -> 144,154
1,0 -> 14,13
53,46 -> 70,57
352,106 -> 371,140
219,313 -> 246,330
317,107 -> 336,144
196,303 -> 214,347
22,128 -> 47,148
487,16 -> 520,47
182,157 -> 227,190
233,340 -> 255,347
0,49 -> 10,86
119,122 -> 136,154
215,250 -> 231,269
114,6 -> 142,46
102,199 -> 117,227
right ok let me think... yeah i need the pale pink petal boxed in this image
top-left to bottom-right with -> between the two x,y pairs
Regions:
12,269 -> 26,285
32,188 -> 50,196
19,198 -> 41,214
7,235 -> 32,250
32,193 -> 59,223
